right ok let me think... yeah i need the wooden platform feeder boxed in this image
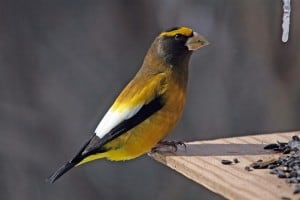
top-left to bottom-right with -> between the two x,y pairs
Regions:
150,131 -> 300,200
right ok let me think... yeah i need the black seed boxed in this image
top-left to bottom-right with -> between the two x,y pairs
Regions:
292,135 -> 300,141
288,140 -> 300,151
283,147 -> 291,154
244,166 -> 252,171
264,143 -> 279,149
289,160 -> 300,168
233,158 -> 239,163
286,177 -> 298,183
268,164 -> 278,169
273,148 -> 283,152
273,169 -> 285,176
270,168 -> 279,174
293,165 -> 300,171
251,163 -> 260,169
250,159 -> 277,169
289,171 -> 297,177
294,184 -> 300,194
277,141 -> 288,146
278,173 -> 287,178
281,196 -> 291,200
221,160 -> 232,165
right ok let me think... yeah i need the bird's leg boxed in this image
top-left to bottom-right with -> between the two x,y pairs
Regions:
150,140 -> 186,153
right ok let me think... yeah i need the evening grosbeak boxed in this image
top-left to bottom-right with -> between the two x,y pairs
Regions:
47,26 -> 209,183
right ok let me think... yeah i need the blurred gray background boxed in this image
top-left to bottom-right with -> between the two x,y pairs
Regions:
1,0 -> 300,199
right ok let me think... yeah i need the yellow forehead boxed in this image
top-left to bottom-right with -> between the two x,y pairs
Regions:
160,27 -> 193,37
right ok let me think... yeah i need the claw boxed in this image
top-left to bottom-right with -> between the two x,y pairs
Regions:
151,140 -> 186,153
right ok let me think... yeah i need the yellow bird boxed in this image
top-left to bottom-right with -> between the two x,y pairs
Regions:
47,26 -> 209,183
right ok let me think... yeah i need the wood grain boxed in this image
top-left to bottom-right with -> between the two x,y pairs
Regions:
149,131 -> 300,200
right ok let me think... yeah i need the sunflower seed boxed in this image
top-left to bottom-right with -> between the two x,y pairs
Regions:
221,160 -> 232,165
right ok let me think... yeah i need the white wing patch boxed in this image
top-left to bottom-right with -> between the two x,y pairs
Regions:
95,104 -> 143,138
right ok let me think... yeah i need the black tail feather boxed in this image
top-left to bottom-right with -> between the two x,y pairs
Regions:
46,133 -> 96,183
46,162 -> 76,183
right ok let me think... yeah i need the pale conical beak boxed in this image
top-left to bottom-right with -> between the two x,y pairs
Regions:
185,32 -> 209,51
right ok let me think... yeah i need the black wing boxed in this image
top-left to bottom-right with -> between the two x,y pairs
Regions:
47,95 -> 164,183
83,95 -> 165,155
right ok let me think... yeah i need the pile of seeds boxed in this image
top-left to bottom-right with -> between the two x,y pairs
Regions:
249,135 -> 300,194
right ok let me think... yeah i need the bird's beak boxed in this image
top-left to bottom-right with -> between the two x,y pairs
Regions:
185,32 -> 209,51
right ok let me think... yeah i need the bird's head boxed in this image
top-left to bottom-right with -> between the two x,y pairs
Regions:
151,26 -> 209,66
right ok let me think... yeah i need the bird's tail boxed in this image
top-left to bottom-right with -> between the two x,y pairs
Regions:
46,133 -> 96,183
46,161 -> 76,183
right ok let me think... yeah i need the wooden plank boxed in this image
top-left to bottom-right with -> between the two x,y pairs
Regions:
150,131 -> 300,200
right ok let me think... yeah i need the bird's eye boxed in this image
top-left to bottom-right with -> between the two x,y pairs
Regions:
174,34 -> 183,40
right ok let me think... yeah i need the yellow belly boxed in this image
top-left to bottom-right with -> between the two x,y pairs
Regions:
103,87 -> 186,161
103,111 -> 179,160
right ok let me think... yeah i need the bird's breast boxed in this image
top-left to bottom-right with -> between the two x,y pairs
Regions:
104,75 -> 188,161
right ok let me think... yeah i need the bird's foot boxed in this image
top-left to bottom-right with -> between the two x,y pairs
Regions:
150,140 -> 186,153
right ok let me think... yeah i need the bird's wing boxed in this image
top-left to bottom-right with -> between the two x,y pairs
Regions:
47,78 -> 166,183
94,104 -> 143,139
83,73 -> 167,154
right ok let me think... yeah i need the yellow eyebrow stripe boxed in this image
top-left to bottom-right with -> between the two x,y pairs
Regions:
160,27 -> 193,37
